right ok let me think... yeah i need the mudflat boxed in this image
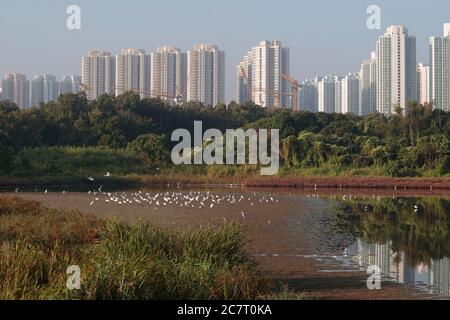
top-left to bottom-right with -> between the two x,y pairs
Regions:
2,189 -> 432,300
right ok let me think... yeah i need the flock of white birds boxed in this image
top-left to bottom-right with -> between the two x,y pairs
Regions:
86,190 -> 279,212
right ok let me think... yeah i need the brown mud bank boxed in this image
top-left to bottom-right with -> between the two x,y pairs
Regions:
139,175 -> 450,191
245,176 -> 450,191
4,174 -> 450,195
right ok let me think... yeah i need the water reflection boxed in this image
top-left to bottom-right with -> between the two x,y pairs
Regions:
346,239 -> 450,296
336,196 -> 450,297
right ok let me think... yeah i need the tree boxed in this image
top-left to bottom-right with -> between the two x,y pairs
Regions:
126,134 -> 170,166
413,135 -> 449,170
0,131 -> 16,173
281,136 -> 299,167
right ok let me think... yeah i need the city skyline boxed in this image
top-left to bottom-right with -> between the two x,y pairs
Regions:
1,22 -> 447,113
1,0 -> 449,102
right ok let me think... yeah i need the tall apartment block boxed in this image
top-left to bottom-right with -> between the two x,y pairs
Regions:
81,50 -> 116,100
1,73 -> 29,109
376,26 -> 417,114
187,44 -> 225,106
30,74 -> 59,107
299,77 -> 321,112
59,75 -> 82,95
417,63 -> 430,105
318,75 -> 340,113
237,41 -> 290,109
340,73 -> 360,115
429,24 -> 450,111
151,46 -> 187,103
335,78 -> 343,113
115,48 -> 151,98
236,53 -> 252,104
359,52 -> 378,115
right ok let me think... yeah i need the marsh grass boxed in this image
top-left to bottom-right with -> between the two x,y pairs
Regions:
77,222 -> 270,300
0,197 -> 272,300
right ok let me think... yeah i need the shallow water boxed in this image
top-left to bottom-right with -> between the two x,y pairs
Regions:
329,195 -> 450,298
3,187 -> 450,299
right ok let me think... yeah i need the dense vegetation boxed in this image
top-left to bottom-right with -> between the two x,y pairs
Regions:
0,197 -> 277,300
1,92 -> 450,178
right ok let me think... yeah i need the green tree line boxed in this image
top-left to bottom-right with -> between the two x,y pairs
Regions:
1,92 -> 450,177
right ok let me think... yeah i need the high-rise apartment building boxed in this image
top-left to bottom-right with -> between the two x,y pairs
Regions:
236,53 -> 252,104
335,79 -> 343,114
359,52 -> 378,115
376,26 -> 417,114
341,73 -> 360,115
299,77 -> 321,112
1,73 -> 29,109
237,41 -> 290,109
417,63 -> 430,105
81,50 -> 116,100
318,75 -> 339,113
429,24 -> 450,111
115,48 -> 151,98
59,75 -> 82,95
187,44 -> 225,106
30,74 -> 58,107
151,46 -> 187,103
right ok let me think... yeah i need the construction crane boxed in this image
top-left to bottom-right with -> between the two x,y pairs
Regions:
238,69 -> 302,110
253,87 -> 293,109
282,74 -> 302,111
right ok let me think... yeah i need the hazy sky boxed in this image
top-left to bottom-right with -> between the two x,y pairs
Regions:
1,0 -> 449,101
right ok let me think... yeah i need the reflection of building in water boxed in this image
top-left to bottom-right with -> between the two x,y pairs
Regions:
352,239 -> 397,279
395,252 -> 425,285
348,239 -> 450,297
430,258 -> 450,296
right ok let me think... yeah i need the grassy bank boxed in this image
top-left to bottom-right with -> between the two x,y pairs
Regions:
0,196 -> 303,300
5,146 -> 450,192
4,145 -> 450,191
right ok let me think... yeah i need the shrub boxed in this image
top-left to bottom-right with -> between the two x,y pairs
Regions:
126,134 -> 170,167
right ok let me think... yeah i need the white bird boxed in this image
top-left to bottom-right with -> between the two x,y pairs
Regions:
105,172 -> 111,177
90,201 -> 95,207
87,176 -> 95,181
241,212 -> 246,219
14,187 -> 19,193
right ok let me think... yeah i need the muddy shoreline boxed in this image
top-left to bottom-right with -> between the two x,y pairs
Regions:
245,176 -> 450,191
3,175 -> 450,194
1,190 -> 437,300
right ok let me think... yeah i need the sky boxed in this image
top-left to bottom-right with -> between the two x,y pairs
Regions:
0,0 -> 449,102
